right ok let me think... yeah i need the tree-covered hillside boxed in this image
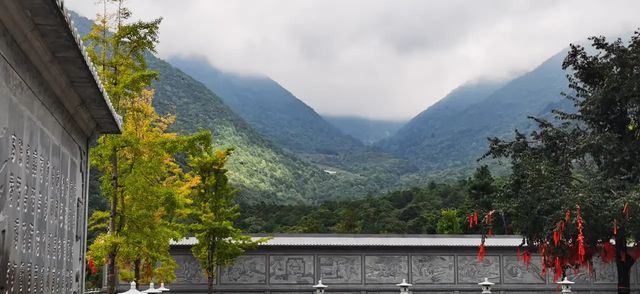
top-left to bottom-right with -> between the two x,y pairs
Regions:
72,11 -> 411,204
378,51 -> 573,170
168,56 -> 363,155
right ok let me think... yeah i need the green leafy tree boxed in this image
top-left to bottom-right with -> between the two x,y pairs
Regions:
188,148 -> 267,294
84,1 -> 210,292
436,209 -> 463,234
485,31 -> 640,293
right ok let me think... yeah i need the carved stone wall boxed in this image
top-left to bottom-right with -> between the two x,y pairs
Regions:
168,245 -> 640,294
0,16 -> 89,294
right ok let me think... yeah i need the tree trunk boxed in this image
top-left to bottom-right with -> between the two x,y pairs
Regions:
134,259 -> 141,288
207,274 -> 214,294
615,231 -> 635,294
107,152 -> 119,294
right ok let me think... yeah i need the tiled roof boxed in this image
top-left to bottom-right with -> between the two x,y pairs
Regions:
171,234 -> 524,247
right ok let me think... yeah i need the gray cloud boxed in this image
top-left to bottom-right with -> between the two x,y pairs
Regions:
66,0 -> 640,120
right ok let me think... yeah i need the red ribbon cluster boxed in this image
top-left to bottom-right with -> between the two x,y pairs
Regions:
467,212 -> 479,228
87,258 -> 97,276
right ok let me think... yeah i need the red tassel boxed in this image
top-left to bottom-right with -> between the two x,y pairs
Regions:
522,250 -> 531,270
554,257 -> 562,282
88,258 -> 97,275
565,211 -> 571,222
613,219 -> 618,235
474,212 -> 478,226
623,202 -> 630,219
478,242 -> 486,262
576,205 -> 586,264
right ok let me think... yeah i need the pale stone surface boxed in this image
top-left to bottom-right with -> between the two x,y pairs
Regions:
319,255 -> 362,284
457,255 -> 500,283
411,255 -> 455,284
503,255 -> 545,284
220,255 -> 267,284
174,255 -> 207,284
364,255 -> 408,284
269,255 -> 315,284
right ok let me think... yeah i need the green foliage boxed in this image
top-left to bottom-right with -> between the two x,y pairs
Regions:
237,171 -> 495,235
485,31 -> 640,291
436,209 -> 463,234
187,147 -> 267,293
378,53 -> 572,171
81,3 -> 209,291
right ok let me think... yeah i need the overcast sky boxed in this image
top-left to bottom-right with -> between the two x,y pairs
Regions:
66,0 -> 639,120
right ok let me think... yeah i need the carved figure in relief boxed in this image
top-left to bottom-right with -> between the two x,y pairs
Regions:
175,256 -> 205,284
458,256 -> 499,283
270,256 -> 314,284
503,256 -> 544,283
223,256 -> 266,284
320,256 -> 361,283
412,256 -> 454,283
365,256 -> 407,283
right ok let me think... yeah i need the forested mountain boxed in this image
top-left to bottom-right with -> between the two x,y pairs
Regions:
168,56 -> 363,155
72,12 -> 397,204
323,116 -> 405,145
377,51 -> 573,170
167,55 -> 417,187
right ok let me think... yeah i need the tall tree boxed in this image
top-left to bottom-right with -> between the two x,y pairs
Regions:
84,1 -> 208,292
484,31 -> 640,293
188,148 -> 267,294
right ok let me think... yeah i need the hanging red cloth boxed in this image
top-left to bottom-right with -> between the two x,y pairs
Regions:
478,242 -> 486,262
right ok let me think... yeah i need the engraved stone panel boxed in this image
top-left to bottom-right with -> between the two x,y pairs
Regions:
564,267 -> 591,284
270,255 -> 314,284
221,255 -> 266,284
503,256 -> 545,284
457,256 -> 500,284
412,255 -> 454,284
593,258 -> 617,283
319,255 -> 361,284
0,43 -> 87,294
174,255 -> 206,284
365,255 -> 408,284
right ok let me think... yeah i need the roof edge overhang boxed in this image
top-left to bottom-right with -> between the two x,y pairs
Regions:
171,234 -> 526,248
0,0 -> 121,135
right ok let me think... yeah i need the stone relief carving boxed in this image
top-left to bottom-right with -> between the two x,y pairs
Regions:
457,256 -> 500,284
319,255 -> 362,284
502,255 -> 545,284
365,255 -> 408,284
593,258 -> 617,283
174,255 -> 206,284
564,267 -> 591,284
270,255 -> 315,284
221,255 -> 266,284
411,255 -> 454,284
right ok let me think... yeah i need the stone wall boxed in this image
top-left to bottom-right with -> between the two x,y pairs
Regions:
0,10 -> 89,294
169,245 -> 640,293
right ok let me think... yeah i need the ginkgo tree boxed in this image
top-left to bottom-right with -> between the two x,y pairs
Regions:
84,1 -> 209,292
187,148 -> 268,294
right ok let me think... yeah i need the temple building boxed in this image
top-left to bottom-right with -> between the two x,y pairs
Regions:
0,0 -> 120,292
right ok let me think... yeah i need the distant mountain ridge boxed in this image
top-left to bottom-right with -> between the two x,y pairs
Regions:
71,11 -> 396,204
168,56 -> 363,155
323,116 -> 405,145
377,50 -> 573,170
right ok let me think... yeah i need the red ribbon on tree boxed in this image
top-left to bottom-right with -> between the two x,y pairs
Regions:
478,241 -> 486,262
576,205 -> 586,264
87,258 -> 97,275
623,202 -> 630,219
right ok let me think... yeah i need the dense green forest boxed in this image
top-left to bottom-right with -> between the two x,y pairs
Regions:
237,166 -> 504,234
